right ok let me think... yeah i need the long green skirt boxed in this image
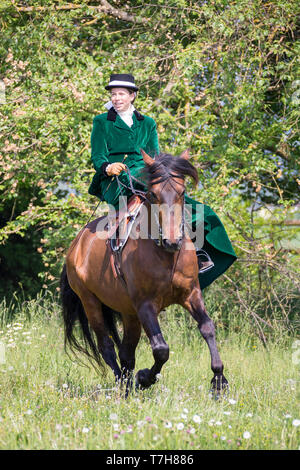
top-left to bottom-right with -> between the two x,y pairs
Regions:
98,169 -> 237,290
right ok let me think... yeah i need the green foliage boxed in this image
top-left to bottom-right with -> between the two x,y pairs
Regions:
0,1 -> 299,328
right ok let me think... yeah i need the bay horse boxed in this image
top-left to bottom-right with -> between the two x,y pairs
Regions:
60,150 -> 228,397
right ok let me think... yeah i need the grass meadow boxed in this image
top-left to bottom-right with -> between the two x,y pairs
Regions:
0,292 -> 299,450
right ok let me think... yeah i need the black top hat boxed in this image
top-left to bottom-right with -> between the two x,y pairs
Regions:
105,74 -> 139,92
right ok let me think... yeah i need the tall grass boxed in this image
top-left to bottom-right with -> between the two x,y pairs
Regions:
0,291 -> 299,450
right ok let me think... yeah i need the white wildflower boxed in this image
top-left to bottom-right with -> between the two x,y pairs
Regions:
193,414 -> 202,424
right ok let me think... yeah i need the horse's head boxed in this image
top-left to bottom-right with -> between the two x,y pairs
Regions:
141,149 -> 199,253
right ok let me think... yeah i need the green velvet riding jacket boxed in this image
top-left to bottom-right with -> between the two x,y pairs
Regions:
88,108 -> 159,201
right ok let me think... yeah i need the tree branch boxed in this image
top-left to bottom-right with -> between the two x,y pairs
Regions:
98,0 -> 147,24
13,1 -> 147,24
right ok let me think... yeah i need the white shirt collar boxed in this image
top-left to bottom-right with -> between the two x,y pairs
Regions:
104,102 -> 135,127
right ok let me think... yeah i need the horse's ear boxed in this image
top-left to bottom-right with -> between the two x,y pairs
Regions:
140,149 -> 154,166
180,149 -> 190,160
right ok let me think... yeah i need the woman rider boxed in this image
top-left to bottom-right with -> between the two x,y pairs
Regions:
88,74 -> 237,289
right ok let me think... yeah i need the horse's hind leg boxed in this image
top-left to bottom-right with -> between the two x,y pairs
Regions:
135,301 -> 169,389
184,288 -> 228,396
118,314 -> 141,396
78,288 -> 122,382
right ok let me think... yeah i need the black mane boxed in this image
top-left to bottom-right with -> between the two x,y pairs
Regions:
142,152 -> 199,187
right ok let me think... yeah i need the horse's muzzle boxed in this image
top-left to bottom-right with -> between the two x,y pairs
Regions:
161,238 -> 183,252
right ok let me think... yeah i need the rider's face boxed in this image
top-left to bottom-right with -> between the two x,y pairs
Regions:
110,88 -> 134,113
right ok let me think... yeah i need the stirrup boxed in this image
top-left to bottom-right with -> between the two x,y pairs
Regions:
196,249 -> 214,274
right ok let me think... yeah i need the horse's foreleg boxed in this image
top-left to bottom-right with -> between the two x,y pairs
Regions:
118,314 -> 141,396
135,301 -> 169,389
184,288 -> 228,395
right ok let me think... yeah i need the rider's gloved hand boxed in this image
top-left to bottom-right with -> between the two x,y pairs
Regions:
106,162 -> 126,176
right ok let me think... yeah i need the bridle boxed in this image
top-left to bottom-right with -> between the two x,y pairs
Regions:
115,164 -> 186,249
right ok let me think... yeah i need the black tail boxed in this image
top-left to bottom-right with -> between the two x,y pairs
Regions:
102,304 -> 122,350
60,264 -> 121,373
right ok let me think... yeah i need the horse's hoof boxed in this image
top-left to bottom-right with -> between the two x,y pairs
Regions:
210,375 -> 229,400
135,368 -> 156,390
